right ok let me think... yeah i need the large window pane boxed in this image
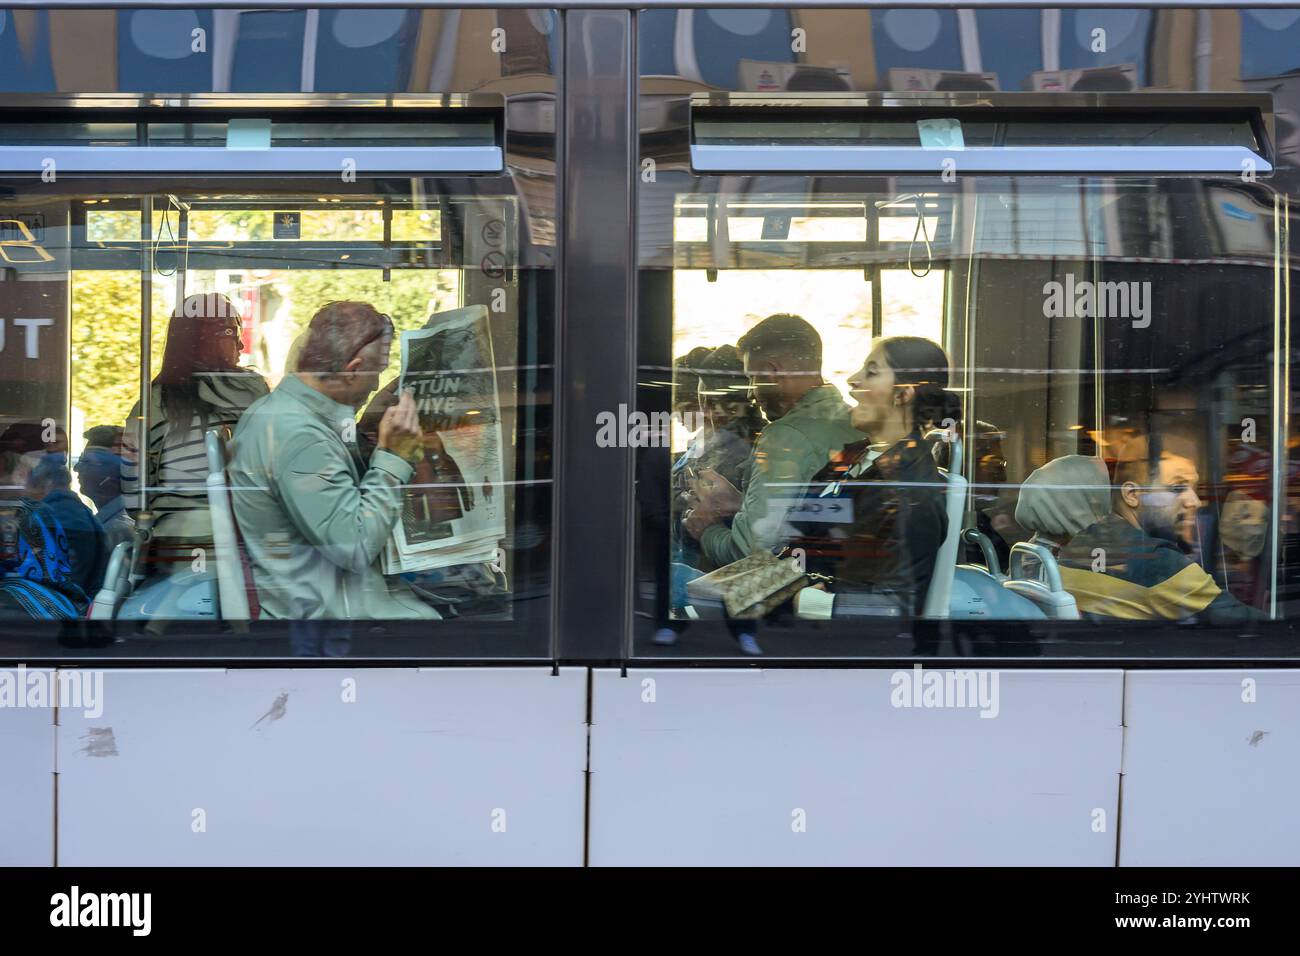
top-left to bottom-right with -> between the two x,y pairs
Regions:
0,179 -> 552,657
637,175 -> 1283,657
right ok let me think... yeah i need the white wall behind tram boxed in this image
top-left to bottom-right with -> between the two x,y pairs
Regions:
3,667 -> 1298,865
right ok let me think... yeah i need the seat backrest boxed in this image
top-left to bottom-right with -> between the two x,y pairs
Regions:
1003,541 -> 1081,620
921,434 -> 965,620
89,540 -> 133,621
923,467 -> 967,619
205,427 -> 251,621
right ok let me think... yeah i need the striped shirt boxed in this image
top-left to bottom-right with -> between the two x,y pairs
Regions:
120,372 -> 269,525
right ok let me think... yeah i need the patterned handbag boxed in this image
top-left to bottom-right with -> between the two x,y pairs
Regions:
685,548 -> 820,620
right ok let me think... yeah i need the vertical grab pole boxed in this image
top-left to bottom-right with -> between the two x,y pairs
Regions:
1270,193 -> 1288,620
176,198 -> 189,305
382,201 -> 392,283
139,194 -> 153,516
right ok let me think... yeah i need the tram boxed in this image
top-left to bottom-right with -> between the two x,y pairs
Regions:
1,3 -> 1297,867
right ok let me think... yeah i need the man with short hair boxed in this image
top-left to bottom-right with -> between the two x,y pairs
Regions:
1058,443 -> 1262,623
0,422 -> 107,598
75,425 -> 134,554
229,301 -> 439,641
0,448 -> 89,619
683,313 -> 861,568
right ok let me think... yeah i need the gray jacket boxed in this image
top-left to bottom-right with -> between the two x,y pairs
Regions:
228,374 -> 439,621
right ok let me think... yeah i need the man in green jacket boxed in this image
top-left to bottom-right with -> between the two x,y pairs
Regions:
683,314 -> 861,569
229,301 -> 439,636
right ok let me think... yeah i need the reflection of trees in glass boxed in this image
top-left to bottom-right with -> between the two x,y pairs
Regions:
279,270 -> 460,382
70,270 -> 169,435
85,204 -> 441,244
71,201 -> 456,436
69,266 -> 460,438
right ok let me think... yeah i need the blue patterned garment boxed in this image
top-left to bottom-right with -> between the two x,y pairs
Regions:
0,497 -> 88,619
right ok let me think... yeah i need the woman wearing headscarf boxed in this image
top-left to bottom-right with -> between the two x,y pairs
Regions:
1013,454 -> 1113,556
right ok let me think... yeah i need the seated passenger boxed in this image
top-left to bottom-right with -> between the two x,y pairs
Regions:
121,293 -> 269,552
1057,443 -> 1264,623
228,301 -> 439,622
682,314 -> 860,568
75,425 -> 135,554
1014,455 -> 1112,557
0,448 -> 88,619
791,336 -> 957,615
0,423 -> 107,598
1218,488 -> 1270,605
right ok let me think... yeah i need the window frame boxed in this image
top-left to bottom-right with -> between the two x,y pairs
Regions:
635,46 -> 1297,665
0,88 -> 560,665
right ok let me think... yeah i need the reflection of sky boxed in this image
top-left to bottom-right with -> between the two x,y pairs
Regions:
1240,9 -> 1300,80
696,10 -> 795,88
2,7 -> 1300,103
0,10 -> 55,92
870,10 -> 962,73
976,9 -> 1042,91
1059,9 -> 1151,85
229,10 -> 305,92
112,8 -> 468,93
318,9 -> 422,92
640,9 -> 678,77
640,10 -> 797,84
119,10 -> 212,91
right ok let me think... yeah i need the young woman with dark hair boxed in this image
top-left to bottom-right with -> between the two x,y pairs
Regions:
793,336 -> 961,616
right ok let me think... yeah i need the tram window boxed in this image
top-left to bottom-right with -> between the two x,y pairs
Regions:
637,176 -> 1284,654
0,180 -> 552,655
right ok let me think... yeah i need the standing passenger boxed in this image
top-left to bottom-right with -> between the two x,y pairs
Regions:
682,314 -> 860,567
656,345 -> 766,649
681,315 -> 859,655
671,345 -> 764,574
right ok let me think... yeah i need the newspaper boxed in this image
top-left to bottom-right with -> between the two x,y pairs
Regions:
381,304 -> 506,575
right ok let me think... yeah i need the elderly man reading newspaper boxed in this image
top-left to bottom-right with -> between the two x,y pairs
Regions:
230,301 -> 440,625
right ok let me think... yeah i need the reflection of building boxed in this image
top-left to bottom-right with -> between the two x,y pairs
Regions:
0,8 -> 559,93
0,9 -> 561,251
634,8 -> 1300,96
